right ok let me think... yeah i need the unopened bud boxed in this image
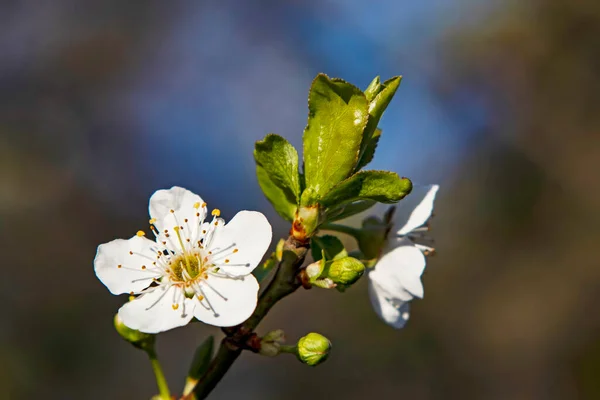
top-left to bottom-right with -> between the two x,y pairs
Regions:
114,314 -> 154,350
305,260 -> 325,281
323,257 -> 365,287
297,333 -> 331,367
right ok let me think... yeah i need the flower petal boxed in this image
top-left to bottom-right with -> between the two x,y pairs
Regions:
149,186 -> 208,236
395,184 -> 439,235
118,285 -> 195,334
94,236 -> 161,295
369,239 -> 426,299
193,274 -> 259,327
208,211 -> 272,276
368,279 -> 411,329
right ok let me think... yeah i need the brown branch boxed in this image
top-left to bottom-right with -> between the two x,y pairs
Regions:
191,235 -> 309,399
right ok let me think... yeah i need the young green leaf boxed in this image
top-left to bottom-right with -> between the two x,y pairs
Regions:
356,77 -> 402,170
183,335 -> 214,396
303,74 -> 369,204
364,76 -> 383,102
254,134 -> 301,201
252,251 -> 278,284
256,165 -> 297,221
325,199 -> 377,222
311,235 -> 348,262
354,128 -> 381,171
320,170 -> 412,208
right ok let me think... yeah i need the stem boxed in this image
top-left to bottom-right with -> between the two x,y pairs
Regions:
147,349 -> 171,400
278,345 -> 297,354
193,235 -> 308,399
321,222 -> 361,238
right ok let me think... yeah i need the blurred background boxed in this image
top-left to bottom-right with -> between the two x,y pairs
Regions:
2,0 -> 599,398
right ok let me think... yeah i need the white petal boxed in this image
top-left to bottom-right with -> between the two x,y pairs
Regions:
368,279 -> 411,329
94,236 -> 161,295
149,186 -> 207,235
396,184 -> 439,235
369,239 -> 426,299
208,211 -> 272,276
193,274 -> 259,327
118,285 -> 195,334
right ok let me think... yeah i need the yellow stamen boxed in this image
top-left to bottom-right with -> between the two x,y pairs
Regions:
149,218 -> 157,224
129,295 -> 135,301
172,304 -> 179,310
173,226 -> 188,255
136,230 -> 145,237
197,295 -> 204,301
212,209 -> 221,217
193,202 -> 201,209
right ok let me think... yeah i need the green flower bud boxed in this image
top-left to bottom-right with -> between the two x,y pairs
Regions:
305,260 -> 325,281
114,314 -> 154,351
322,257 -> 365,287
297,333 -> 331,367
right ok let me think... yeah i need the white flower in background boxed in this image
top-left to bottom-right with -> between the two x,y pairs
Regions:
94,186 -> 272,334
368,185 -> 439,329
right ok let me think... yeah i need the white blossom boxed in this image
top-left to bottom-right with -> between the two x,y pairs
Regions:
94,186 -> 272,333
368,185 -> 439,328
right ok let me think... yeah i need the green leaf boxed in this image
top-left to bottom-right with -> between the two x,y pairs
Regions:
354,128 -> 381,171
320,170 -> 412,208
256,165 -> 297,221
253,251 -> 278,284
303,74 -> 369,204
325,199 -> 377,222
254,134 -> 301,201
356,76 -> 401,170
188,336 -> 214,380
364,76 -> 382,102
311,235 -> 348,262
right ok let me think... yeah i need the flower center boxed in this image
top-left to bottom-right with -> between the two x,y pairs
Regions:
169,252 -> 207,282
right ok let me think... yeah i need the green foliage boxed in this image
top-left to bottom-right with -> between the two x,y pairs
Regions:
253,249 -> 279,284
302,74 -> 369,203
256,165 -> 297,221
364,76 -> 382,102
255,73 -> 409,236
311,235 -> 347,261
356,76 -> 401,170
355,128 -> 381,171
320,171 -> 412,208
254,134 -> 301,201
325,199 -> 377,222
188,336 -> 214,380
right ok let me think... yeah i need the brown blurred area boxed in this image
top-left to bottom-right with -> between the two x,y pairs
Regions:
1,0 -> 600,399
